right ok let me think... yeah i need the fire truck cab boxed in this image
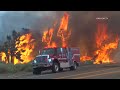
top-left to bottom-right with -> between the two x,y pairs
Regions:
32,47 -> 80,75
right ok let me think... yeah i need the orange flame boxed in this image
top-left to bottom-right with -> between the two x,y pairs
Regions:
42,28 -> 57,48
0,33 -> 35,65
80,56 -> 92,62
80,18 -> 119,64
42,12 -> 71,48
94,19 -> 119,64
96,22 -> 108,48
80,52 -> 92,62
94,36 -> 119,64
15,33 -> 35,64
0,52 -> 8,63
57,12 -> 71,47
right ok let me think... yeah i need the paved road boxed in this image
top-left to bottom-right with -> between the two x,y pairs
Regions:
1,64 -> 120,79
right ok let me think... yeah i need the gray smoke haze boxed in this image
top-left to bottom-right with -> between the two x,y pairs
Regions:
0,11 -> 120,56
0,11 -> 57,42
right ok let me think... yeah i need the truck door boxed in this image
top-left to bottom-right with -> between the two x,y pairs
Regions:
62,48 -> 68,63
57,48 -> 69,68
57,48 -> 67,62
57,48 -> 62,61
67,48 -> 73,66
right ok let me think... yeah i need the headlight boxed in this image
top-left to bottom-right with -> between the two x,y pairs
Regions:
34,60 -> 37,63
48,59 -> 52,62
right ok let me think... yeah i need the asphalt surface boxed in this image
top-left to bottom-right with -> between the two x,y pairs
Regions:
1,64 -> 120,79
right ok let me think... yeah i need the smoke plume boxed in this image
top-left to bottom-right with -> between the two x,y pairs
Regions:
0,11 -> 120,56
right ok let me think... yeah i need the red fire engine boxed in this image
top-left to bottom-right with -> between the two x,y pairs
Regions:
32,47 -> 80,74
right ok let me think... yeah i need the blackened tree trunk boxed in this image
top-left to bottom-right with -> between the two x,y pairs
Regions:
0,29 -> 32,64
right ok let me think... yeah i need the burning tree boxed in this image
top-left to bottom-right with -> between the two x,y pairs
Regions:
80,17 -> 119,64
1,12 -> 118,65
0,28 -> 35,64
42,28 -> 57,48
57,12 -> 71,47
93,18 -> 119,64
0,30 -> 21,63
42,12 -> 71,48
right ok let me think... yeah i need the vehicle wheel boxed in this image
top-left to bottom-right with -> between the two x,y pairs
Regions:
52,62 -> 60,73
33,68 -> 41,75
59,68 -> 63,72
70,62 -> 77,71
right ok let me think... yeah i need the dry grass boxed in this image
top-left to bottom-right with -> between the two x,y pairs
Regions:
0,61 -> 32,74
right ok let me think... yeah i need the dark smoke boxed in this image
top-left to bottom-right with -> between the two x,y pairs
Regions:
0,11 -> 120,56
67,11 -> 120,56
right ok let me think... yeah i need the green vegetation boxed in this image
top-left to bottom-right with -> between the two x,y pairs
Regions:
0,61 -> 32,74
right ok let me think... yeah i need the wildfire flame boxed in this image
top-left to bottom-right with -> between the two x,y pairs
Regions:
15,33 -> 35,64
80,55 -> 92,62
94,22 -> 119,64
94,40 -> 119,64
96,21 -> 108,48
0,33 -> 35,65
0,12 -> 71,64
80,52 -> 92,62
42,28 -> 57,48
57,12 -> 71,47
42,12 -> 71,48
1,13 -> 118,66
0,52 -> 7,63
80,18 -> 119,64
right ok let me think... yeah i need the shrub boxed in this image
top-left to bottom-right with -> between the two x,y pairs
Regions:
0,63 -> 8,73
0,62 -> 32,74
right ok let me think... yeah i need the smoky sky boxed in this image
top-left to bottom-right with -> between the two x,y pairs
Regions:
0,11 -> 57,42
0,11 -> 120,55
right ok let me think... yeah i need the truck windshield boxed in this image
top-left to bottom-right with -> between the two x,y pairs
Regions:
41,49 -> 55,55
